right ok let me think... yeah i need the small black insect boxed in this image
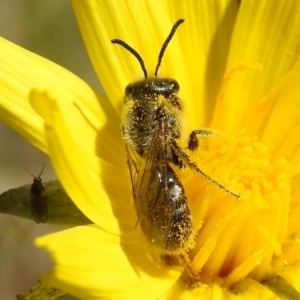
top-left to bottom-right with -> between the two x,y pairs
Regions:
24,164 -> 48,224
112,19 -> 239,252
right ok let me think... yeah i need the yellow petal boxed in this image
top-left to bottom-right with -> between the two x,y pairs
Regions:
0,36 -> 116,156
169,0 -> 240,127
36,225 -> 182,300
30,91 -> 135,232
260,60 -> 300,167
228,1 -> 300,102
165,277 -> 280,300
218,1 -> 300,134
211,63 -> 263,133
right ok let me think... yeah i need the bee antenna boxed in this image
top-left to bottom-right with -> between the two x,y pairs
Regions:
154,19 -> 185,77
24,167 -> 35,178
24,164 -> 45,179
111,39 -> 148,78
38,164 -> 45,178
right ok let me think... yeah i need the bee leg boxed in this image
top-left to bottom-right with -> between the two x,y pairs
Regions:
170,138 -> 240,199
188,129 -> 213,151
171,148 -> 186,169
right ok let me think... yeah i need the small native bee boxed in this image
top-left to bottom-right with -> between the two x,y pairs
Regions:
25,164 -> 48,224
112,19 -> 239,252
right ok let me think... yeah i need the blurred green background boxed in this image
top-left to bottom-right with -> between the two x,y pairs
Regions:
0,1 -> 101,299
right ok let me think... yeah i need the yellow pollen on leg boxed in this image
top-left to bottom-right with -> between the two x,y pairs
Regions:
184,134 -> 290,285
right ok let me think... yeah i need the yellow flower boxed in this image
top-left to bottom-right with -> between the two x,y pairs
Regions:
1,0 -> 300,299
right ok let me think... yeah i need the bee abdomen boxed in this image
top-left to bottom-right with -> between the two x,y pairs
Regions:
165,167 -> 192,250
141,165 -> 192,251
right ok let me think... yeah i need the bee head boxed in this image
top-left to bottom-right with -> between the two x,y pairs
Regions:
33,177 -> 42,184
125,78 -> 179,99
24,164 -> 45,183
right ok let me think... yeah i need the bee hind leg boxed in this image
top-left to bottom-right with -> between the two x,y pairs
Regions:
171,137 -> 240,199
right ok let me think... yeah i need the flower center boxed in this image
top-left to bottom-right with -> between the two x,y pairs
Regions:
182,133 -> 290,285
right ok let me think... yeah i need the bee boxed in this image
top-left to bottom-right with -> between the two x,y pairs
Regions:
24,164 -> 48,224
112,19 -> 239,252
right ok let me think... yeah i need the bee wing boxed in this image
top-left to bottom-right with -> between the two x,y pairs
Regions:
136,123 -> 168,207
126,120 -> 191,249
125,122 -> 168,216
124,142 -> 141,197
